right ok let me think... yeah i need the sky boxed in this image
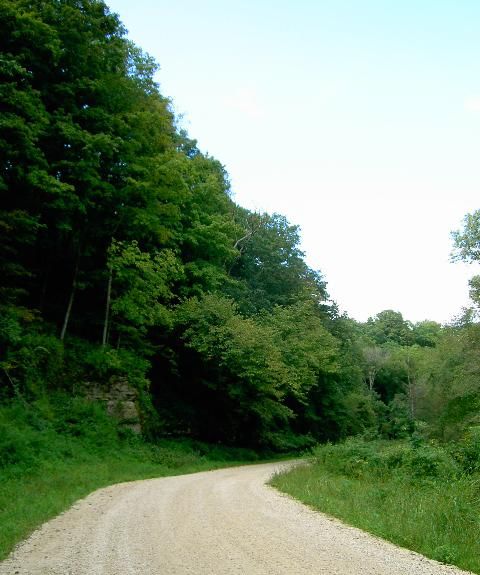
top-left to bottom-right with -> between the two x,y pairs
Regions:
107,0 -> 480,324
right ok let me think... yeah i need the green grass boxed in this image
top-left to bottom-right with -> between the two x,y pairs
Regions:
271,439 -> 480,574
0,396 -> 261,560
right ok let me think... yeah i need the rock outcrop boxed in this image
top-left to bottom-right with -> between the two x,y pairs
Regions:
84,378 -> 142,434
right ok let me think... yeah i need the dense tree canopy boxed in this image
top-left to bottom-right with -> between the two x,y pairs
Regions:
1,0 -> 480,450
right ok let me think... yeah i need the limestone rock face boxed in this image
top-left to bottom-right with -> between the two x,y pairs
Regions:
84,378 -> 142,434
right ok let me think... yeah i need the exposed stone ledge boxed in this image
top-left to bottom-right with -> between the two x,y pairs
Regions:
83,377 -> 142,434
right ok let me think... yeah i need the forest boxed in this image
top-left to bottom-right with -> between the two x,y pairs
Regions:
2,0 -> 480,451
4,1 -> 480,569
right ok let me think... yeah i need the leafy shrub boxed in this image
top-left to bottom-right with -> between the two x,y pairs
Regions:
65,341 -> 150,392
0,395 -> 124,472
402,446 -> 459,479
15,332 -> 64,393
261,430 -> 317,453
51,395 -> 119,450
449,427 -> 480,474
312,438 -> 459,481
0,318 -> 64,398
0,424 -> 37,468
0,306 -> 23,349
148,444 -> 205,468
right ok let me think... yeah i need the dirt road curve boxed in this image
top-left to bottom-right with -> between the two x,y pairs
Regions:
0,461 -> 473,575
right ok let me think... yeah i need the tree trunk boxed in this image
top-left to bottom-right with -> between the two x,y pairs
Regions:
367,368 -> 377,392
404,354 -> 416,419
407,374 -> 416,419
102,265 -> 113,347
60,260 -> 79,341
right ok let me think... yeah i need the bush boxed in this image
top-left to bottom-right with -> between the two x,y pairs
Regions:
0,317 -> 64,398
51,395 -> 119,450
312,438 -> 460,481
450,427 -> 480,474
72,344 -> 150,392
402,446 -> 459,479
0,424 -> 37,468
0,395 -> 124,472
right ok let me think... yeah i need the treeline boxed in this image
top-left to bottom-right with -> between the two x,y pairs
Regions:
353,308 -> 480,441
1,0 -> 480,451
0,0 -> 365,450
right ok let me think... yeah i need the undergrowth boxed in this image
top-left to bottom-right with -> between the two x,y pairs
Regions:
271,436 -> 480,574
0,395 -> 260,560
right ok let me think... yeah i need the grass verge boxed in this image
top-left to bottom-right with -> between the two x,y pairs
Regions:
270,439 -> 480,574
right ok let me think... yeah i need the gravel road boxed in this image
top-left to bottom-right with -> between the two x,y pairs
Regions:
0,461 -> 473,575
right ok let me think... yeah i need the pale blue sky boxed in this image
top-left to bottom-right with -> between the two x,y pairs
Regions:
108,0 -> 480,323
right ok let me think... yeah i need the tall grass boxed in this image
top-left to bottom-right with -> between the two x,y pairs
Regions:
271,438 -> 480,574
0,396 -> 260,560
